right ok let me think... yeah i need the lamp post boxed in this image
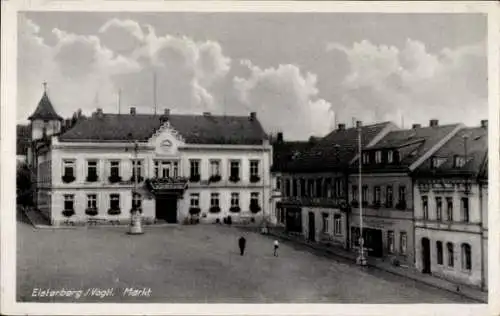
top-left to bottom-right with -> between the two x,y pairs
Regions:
356,124 -> 367,266
128,140 -> 144,235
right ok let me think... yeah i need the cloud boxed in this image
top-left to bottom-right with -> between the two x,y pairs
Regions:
326,39 -> 487,127
234,61 -> 334,140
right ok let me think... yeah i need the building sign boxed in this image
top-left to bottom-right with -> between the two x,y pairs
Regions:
146,177 -> 188,195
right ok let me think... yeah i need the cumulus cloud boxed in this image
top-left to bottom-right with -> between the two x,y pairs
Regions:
234,61 -> 334,140
326,39 -> 487,127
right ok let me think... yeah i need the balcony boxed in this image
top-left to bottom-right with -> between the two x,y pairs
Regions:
278,196 -> 349,210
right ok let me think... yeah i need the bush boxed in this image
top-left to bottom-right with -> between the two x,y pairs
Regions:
229,175 -> 240,183
250,203 -> 261,213
249,175 -> 260,183
189,174 -> 200,182
85,208 -> 98,216
62,175 -> 76,183
209,175 -> 221,183
229,206 -> 241,213
108,175 -> 122,183
189,207 -> 201,215
209,206 -> 221,213
62,209 -> 75,217
107,208 -> 121,215
86,175 -> 98,182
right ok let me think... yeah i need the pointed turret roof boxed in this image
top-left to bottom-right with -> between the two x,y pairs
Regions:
28,89 -> 63,121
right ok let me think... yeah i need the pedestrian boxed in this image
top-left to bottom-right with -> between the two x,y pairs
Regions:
273,239 -> 279,257
238,236 -> 246,256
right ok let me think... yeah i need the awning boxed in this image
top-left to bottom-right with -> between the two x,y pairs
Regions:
145,177 -> 189,196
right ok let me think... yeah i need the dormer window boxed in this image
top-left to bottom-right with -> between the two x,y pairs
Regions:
362,152 -> 370,164
387,151 -> 394,163
454,155 -> 466,168
375,151 -> 382,164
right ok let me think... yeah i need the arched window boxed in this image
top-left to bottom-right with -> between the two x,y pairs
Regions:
436,241 -> 443,265
447,242 -> 454,267
461,243 -> 472,271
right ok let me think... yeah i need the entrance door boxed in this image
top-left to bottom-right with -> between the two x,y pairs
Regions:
308,212 -> 315,241
362,228 -> 383,257
155,195 -> 178,223
421,238 -> 431,274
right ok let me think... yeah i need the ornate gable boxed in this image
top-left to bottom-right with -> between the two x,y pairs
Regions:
149,121 -> 186,156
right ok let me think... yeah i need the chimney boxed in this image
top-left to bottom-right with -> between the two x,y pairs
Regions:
130,107 -> 136,115
203,112 -> 211,116
338,123 -> 346,131
356,120 -> 362,128
277,132 -> 284,143
481,120 -> 488,128
430,119 -> 439,127
412,124 -> 421,129
160,108 -> 170,123
249,112 -> 257,121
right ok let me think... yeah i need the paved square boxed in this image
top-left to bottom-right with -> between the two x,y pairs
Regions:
17,220 -> 476,303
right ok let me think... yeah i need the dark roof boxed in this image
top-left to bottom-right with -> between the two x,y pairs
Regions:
16,124 -> 31,155
413,126 -> 488,178
271,141 -> 316,172
355,124 -> 462,173
284,122 -> 394,173
28,92 -> 63,121
58,113 -> 268,145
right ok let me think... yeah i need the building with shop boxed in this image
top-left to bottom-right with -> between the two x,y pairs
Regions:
275,121 -> 395,249
412,120 -> 488,289
348,120 -> 463,266
28,88 -> 272,226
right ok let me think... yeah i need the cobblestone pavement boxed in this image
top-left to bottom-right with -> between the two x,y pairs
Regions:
17,220 -> 477,303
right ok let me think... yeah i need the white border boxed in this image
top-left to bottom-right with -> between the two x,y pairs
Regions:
1,1 -> 498,316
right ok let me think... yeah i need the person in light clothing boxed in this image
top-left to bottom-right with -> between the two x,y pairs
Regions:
273,240 -> 279,257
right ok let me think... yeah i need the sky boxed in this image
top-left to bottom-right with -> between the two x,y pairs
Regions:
17,12 -> 487,140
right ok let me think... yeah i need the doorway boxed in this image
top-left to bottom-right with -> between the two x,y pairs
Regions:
308,212 -> 315,241
364,228 -> 383,257
421,237 -> 431,274
155,195 -> 178,223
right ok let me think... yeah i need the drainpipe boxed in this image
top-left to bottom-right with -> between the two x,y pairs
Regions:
344,170 -> 350,250
479,181 -> 485,291
411,176 -> 417,267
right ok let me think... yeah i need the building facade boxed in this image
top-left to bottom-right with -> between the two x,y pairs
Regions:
348,120 -> 463,266
413,121 -> 488,289
29,90 -> 272,226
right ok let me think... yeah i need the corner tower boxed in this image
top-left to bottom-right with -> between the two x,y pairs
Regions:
28,82 -> 63,141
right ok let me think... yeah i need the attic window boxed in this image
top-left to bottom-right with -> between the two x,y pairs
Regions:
431,157 -> 447,169
387,151 -> 394,163
453,155 -> 466,168
375,151 -> 382,164
362,152 -> 370,164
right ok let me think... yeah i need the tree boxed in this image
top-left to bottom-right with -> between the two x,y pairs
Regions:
17,164 -> 33,206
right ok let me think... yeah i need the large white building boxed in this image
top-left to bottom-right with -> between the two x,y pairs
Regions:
28,89 -> 273,226
413,121 -> 488,289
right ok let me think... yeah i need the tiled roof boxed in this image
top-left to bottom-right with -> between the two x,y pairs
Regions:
58,113 -> 268,145
16,124 -> 31,155
28,92 -> 63,121
356,123 -> 462,173
413,126 -> 488,178
284,122 -> 394,173
271,140 -> 316,172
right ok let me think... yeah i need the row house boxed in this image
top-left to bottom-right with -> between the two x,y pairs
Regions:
349,120 -> 463,266
274,121 -> 395,249
412,120 -> 488,289
28,89 -> 272,226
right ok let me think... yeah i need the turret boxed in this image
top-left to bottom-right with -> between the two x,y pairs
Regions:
28,82 -> 63,141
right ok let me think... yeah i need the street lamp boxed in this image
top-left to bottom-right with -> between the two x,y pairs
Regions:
356,123 -> 367,266
128,140 -> 144,235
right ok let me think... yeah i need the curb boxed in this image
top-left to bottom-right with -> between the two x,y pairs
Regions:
269,231 -> 486,303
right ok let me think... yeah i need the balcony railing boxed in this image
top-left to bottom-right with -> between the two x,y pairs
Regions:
279,196 -> 348,209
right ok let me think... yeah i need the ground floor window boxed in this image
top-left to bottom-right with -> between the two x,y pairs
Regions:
436,241 -> 443,265
64,194 -> 74,210
87,194 -> 97,209
461,243 -> 472,271
400,232 -> 407,255
285,208 -> 302,233
132,193 -> 142,209
210,193 -> 220,207
277,207 -> 285,224
387,231 -> 395,254
447,242 -> 454,267
231,193 -> 240,207
334,214 -> 342,236
190,193 -> 200,207
110,194 -> 120,210
322,213 -> 329,233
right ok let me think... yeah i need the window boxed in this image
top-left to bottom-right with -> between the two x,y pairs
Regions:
461,197 -> 470,222
285,179 -> 291,197
387,151 -> 394,163
436,197 -> 442,221
400,232 -> 407,254
300,178 -> 306,197
422,196 -> 429,220
387,231 -> 395,254
334,214 -> 342,236
308,179 -> 315,197
431,157 -> 447,169
398,185 -> 406,202
64,194 -> 74,210
385,186 -> 393,208
351,185 -> 358,202
210,193 -> 219,207
375,151 -> 382,163
461,243 -> 472,271
132,193 -> 142,209
87,194 -> 97,209
454,155 -> 466,168
374,186 -> 381,204
362,152 -> 370,164
110,194 -> 120,210
277,207 -> 285,224
190,193 -> 200,207
322,213 -> 329,233
292,179 -> 298,197
316,178 -> 323,198
231,192 -> 239,207
155,161 -> 178,178
110,161 -> 120,177
63,160 -> 75,177
446,197 -> 454,221
131,160 -> 143,180
362,186 -> 368,204
437,241 -> 443,265
276,177 -> 281,190
447,242 -> 454,267
210,160 -> 220,176
230,160 -> 240,179
250,160 -> 260,177
250,192 -> 260,206
189,160 -> 200,178
86,160 -> 98,181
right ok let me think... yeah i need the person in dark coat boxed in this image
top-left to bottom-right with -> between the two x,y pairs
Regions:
238,236 -> 246,256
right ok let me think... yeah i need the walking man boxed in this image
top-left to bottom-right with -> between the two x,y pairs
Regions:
273,239 -> 279,257
238,236 -> 246,256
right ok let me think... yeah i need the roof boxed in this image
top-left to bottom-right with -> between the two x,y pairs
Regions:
16,124 -> 31,156
413,126 -> 488,178
355,123 -> 462,173
271,140 -> 316,172
28,92 -> 63,121
58,113 -> 268,145
283,122 -> 394,173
